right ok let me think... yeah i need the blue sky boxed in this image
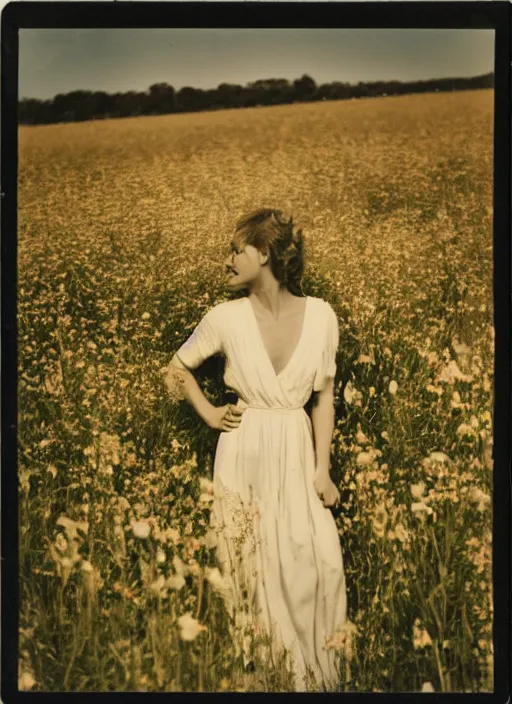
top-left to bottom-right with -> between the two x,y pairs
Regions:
19,28 -> 494,100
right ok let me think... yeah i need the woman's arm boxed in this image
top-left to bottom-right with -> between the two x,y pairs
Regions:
311,377 -> 335,473
164,354 -> 243,431
311,377 -> 340,506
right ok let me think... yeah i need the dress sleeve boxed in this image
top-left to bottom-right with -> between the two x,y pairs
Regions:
175,307 -> 223,370
313,302 -> 339,392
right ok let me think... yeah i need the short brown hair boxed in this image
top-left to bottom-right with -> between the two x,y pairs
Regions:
234,208 -> 305,297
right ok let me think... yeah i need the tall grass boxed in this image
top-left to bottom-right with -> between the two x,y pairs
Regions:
18,90 -> 494,692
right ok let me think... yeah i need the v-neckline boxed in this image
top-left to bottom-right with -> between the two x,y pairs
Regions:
246,295 -> 310,380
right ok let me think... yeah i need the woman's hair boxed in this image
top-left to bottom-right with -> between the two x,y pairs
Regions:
234,208 -> 305,297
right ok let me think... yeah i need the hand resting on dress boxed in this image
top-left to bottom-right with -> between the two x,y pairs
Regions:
206,404 -> 245,432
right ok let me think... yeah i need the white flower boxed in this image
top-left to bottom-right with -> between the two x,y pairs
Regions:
468,486 -> 491,512
177,612 -> 207,641
205,567 -> 227,593
388,380 -> 398,395
199,476 -> 215,495
166,574 -> 186,590
150,574 -> 167,595
411,501 -> 433,516
410,481 -> 426,499
343,380 -> 362,406
172,555 -> 188,576
131,520 -> 151,539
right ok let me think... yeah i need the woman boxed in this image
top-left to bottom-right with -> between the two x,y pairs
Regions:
164,208 -> 347,691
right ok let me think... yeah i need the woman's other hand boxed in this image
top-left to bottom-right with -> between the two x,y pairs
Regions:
207,404 -> 245,432
313,468 -> 340,508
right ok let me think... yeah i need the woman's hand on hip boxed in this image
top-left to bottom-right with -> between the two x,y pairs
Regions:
207,404 -> 245,432
313,468 -> 340,508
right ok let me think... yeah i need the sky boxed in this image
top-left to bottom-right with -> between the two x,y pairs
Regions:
19,28 -> 495,101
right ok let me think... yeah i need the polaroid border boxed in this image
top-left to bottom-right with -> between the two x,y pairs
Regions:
2,3 -> 511,702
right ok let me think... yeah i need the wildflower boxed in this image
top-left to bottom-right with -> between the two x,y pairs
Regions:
411,501 -> 433,516
410,481 -> 426,499
141,312 -> 151,320
18,670 -> 36,691
413,619 -> 432,649
81,560 -> 94,573
199,492 -> 215,504
343,380 -> 362,406
205,566 -> 228,593
388,380 -> 398,395
356,451 -> 373,467
177,612 -> 207,641
451,391 -> 463,408
435,359 -> 472,384
394,523 -> 409,543
56,516 -> 89,542
421,681 -> 435,692
199,476 -> 215,494
369,386 -> 376,397
172,555 -> 188,576
149,575 -> 167,595
356,353 -> 374,364
156,548 -> 166,564
356,425 -> 370,445
167,574 -> 186,590
131,520 -> 151,539
457,423 -> 474,438
371,503 -> 388,538
468,486 -> 491,512
426,384 -> 443,396
380,431 -> 389,441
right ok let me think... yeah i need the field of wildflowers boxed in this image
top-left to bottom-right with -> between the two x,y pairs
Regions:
18,89 -> 494,692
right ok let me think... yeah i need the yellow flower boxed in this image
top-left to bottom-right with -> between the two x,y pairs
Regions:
388,380 -> 398,395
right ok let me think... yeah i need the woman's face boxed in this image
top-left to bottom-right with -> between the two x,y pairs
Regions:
224,237 -> 266,290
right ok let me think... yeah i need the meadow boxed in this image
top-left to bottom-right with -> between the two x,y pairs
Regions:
18,89 -> 494,692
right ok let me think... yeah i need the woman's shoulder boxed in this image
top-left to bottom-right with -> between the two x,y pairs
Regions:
203,297 -> 246,322
307,296 -> 337,317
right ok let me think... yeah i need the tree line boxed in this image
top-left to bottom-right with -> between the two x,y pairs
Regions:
19,72 -> 494,125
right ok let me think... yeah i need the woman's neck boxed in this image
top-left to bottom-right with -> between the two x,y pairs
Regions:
249,274 -> 293,320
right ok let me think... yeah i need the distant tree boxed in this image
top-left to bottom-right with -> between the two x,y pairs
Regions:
145,83 -> 176,115
176,86 -> 206,113
215,83 -> 244,109
292,74 -> 317,102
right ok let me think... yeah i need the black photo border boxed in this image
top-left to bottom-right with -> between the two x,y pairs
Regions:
2,2 -> 511,702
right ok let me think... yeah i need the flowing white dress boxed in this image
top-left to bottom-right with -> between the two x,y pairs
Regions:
176,295 -> 347,691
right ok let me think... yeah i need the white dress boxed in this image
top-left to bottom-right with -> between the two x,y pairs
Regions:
176,295 -> 347,691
